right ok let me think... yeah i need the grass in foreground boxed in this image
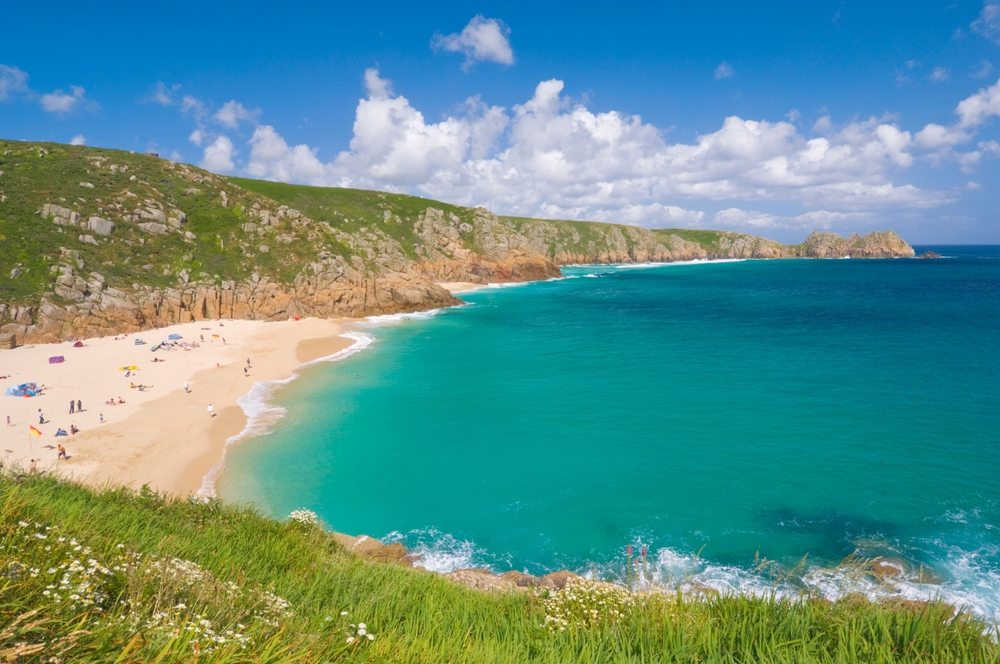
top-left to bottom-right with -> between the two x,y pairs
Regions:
1,475 -> 996,663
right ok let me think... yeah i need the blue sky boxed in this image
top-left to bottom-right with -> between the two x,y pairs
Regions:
2,1 -> 1000,243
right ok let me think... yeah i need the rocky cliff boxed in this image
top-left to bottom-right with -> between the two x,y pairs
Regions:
0,139 -> 914,344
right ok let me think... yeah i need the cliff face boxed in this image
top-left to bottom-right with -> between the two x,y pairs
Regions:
0,140 -> 915,344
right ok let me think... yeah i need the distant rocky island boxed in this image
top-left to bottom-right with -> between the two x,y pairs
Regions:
0,139 -> 914,344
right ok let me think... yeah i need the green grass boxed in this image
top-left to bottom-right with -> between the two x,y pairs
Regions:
1,138 -> 808,319
2,474 -> 995,663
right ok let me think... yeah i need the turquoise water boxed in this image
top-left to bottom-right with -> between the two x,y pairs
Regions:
218,248 -> 1000,615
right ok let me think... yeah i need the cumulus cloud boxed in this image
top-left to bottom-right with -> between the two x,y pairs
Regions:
243,70 -> 959,224
70,134 -> 86,146
971,3 -> 1000,43
929,67 -> 951,83
0,64 -> 29,101
200,135 -> 236,173
39,85 -> 88,114
433,15 -> 514,71
714,62 -> 734,79
189,129 -> 205,146
215,100 -> 260,128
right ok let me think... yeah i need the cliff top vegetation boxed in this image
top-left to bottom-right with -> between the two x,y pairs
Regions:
1,474 -> 994,663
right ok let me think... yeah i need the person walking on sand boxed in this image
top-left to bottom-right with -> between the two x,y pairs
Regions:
5,415 -> 10,427
38,409 -> 44,425
28,459 -> 37,475
184,381 -> 189,393
99,413 -> 104,423
207,403 -> 215,418
57,444 -> 68,460
243,367 -> 248,377
69,400 -> 75,414
77,399 -> 82,413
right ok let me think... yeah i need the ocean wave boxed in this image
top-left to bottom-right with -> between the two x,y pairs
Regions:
362,309 -> 448,326
382,529 -> 506,573
372,527 -> 1000,622
196,332 -> 375,498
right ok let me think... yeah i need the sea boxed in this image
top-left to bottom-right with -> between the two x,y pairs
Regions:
216,246 -> 1000,619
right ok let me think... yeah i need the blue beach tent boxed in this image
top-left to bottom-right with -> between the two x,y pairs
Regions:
168,333 -> 181,340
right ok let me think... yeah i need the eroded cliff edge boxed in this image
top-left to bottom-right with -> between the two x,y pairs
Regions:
0,140 -> 914,344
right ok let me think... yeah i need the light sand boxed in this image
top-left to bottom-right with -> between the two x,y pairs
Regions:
437,282 -> 482,294
0,317 -> 355,496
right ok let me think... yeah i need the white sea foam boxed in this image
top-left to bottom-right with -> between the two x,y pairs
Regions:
382,529 -> 497,573
376,528 -> 1000,623
362,309 -> 447,326
196,331 -> 375,498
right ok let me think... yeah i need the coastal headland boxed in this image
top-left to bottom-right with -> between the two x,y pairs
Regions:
0,139 -> 914,346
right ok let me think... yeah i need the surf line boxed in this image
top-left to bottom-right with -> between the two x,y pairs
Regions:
196,331 -> 375,498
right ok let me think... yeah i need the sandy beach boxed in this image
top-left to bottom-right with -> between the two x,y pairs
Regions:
0,317 -> 356,496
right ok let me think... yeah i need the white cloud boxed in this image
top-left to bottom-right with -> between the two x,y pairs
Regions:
955,77 -> 1000,128
180,95 -> 207,121
714,62 -> 734,80
972,60 -> 995,78
929,67 -> 951,83
200,135 -> 236,173
238,70 -> 1000,227
170,150 -> 183,162
971,3 -> 1000,43
980,139 -> 1000,156
906,59 -> 921,69
713,208 -> 870,230
39,85 -> 87,114
70,134 -> 86,146
363,68 -> 392,99
215,100 -> 260,128
812,115 -> 833,133
147,81 -> 180,105
786,109 -> 801,122
189,129 -> 205,146
0,64 -> 29,101
433,15 -> 514,71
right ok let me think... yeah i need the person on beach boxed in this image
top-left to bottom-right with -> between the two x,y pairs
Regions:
99,413 -> 104,423
5,415 -> 10,427
247,358 -> 251,367
207,404 -> 214,417
57,444 -> 68,460
184,381 -> 189,393
244,367 -> 248,377
77,400 -> 82,412
38,409 -> 44,425
70,400 -> 75,414
70,424 -> 78,435
28,459 -> 37,475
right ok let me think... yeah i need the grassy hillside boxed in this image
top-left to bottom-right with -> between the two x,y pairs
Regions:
1,475 -> 994,663
0,139 -> 811,311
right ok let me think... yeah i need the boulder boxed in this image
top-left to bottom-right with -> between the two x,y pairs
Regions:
167,211 -> 187,229
447,569 -> 516,592
542,570 -> 581,589
79,181 -> 94,188
9,268 -> 22,279
87,216 -> 116,236
500,571 -> 554,589
138,222 -> 169,235
78,234 -> 99,246
0,333 -> 16,350
41,203 -> 81,226
919,251 -> 941,259
141,207 -> 167,223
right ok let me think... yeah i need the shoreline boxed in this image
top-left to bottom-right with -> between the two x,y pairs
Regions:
0,317 -> 357,496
